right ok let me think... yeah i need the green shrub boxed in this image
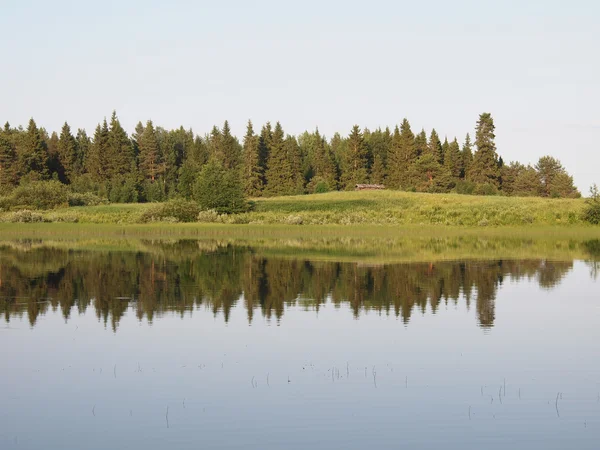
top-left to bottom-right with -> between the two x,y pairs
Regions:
68,192 -> 107,207
193,159 -> 247,214
9,181 -> 69,210
474,183 -> 498,196
455,180 -> 476,195
139,199 -> 200,223
582,184 -> 600,225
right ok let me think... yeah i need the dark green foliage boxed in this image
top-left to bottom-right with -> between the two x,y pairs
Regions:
387,119 -> 416,189
265,122 -> 296,196
193,158 -> 246,213
0,133 -> 18,190
469,113 -> 499,187
58,122 -> 78,183
18,119 -> 49,180
7,180 -> 69,210
140,198 -> 201,223
242,121 -> 263,197
2,112 -> 580,205
535,156 -> 580,198
341,125 -> 368,189
583,185 -> 600,225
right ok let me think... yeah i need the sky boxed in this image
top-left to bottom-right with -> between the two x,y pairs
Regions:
1,0 -> 599,192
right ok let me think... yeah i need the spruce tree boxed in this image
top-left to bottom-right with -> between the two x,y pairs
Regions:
427,129 -> 443,164
341,125 -> 368,189
371,153 -> 386,185
469,113 -> 499,187
18,119 -> 49,180
75,129 -> 90,178
462,133 -> 473,179
312,129 -> 337,190
58,122 -> 78,182
242,120 -> 263,197
107,111 -> 133,177
265,122 -> 293,196
444,138 -> 463,180
535,156 -> 579,198
221,120 -> 241,170
86,120 -> 109,181
0,134 -> 17,189
138,120 -> 161,181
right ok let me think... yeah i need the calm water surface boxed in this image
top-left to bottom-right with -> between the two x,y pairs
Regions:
0,242 -> 599,449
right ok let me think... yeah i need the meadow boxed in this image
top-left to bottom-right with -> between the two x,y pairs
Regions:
0,190 -> 593,227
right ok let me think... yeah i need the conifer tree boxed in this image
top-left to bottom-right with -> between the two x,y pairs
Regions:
75,129 -> 90,178
444,138 -> 463,180
312,129 -> 337,189
371,153 -> 386,184
18,119 -> 49,180
86,120 -> 109,181
469,113 -> 499,187
414,129 -> 428,158
265,122 -> 294,196
0,134 -> 17,189
462,133 -> 473,178
427,129 -> 443,164
107,111 -> 133,177
58,122 -> 78,183
387,119 -> 416,189
47,131 -> 62,180
221,120 -> 241,170
138,120 -> 161,181
535,156 -> 579,198
341,125 -> 368,189
242,121 -> 263,197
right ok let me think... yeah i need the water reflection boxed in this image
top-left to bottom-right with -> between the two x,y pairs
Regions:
1,241 -> 588,330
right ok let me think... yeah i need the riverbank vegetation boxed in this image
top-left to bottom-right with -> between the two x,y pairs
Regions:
0,190 -> 593,226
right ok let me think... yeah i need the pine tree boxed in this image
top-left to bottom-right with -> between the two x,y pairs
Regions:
341,125 -> 368,189
469,113 -> 499,187
58,122 -> 78,182
75,129 -> 90,178
535,156 -> 579,198
285,135 -> 304,194
415,129 -> 428,158
242,121 -> 263,197
138,120 -> 161,181
47,131 -> 62,180
265,122 -> 294,196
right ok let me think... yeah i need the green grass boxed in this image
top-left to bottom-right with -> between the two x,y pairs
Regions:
0,190 -> 594,227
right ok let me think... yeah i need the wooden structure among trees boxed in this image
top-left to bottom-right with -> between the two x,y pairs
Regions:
355,184 -> 385,191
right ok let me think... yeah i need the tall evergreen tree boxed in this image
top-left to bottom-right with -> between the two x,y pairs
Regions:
18,118 -> 49,180
0,133 -> 17,189
75,129 -> 90,178
107,111 -> 133,177
468,113 -> 499,187
426,129 -> 443,164
444,138 -> 463,180
221,120 -> 241,170
462,133 -> 473,179
387,119 -> 416,189
242,121 -> 263,197
414,129 -> 428,158
138,120 -> 161,181
341,125 -> 368,189
57,122 -> 78,183
312,129 -> 337,189
86,120 -> 109,181
265,122 -> 294,196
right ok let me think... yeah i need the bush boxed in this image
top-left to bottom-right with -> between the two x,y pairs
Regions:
5,209 -> 46,223
8,181 -> 69,210
474,183 -> 498,196
455,180 -> 476,195
197,209 -> 220,223
68,192 -> 107,207
139,199 -> 200,223
583,184 -> 600,225
193,159 -> 247,214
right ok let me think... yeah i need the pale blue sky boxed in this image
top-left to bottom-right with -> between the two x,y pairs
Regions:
1,0 -> 598,191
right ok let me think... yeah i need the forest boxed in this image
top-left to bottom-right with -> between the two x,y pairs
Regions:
0,112 -> 581,210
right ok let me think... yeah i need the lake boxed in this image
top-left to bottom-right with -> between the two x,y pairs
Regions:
1,238 -> 599,449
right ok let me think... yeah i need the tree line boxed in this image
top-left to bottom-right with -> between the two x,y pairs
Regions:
0,112 -> 580,203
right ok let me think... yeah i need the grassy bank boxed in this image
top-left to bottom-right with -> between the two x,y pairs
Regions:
0,190 -> 594,226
